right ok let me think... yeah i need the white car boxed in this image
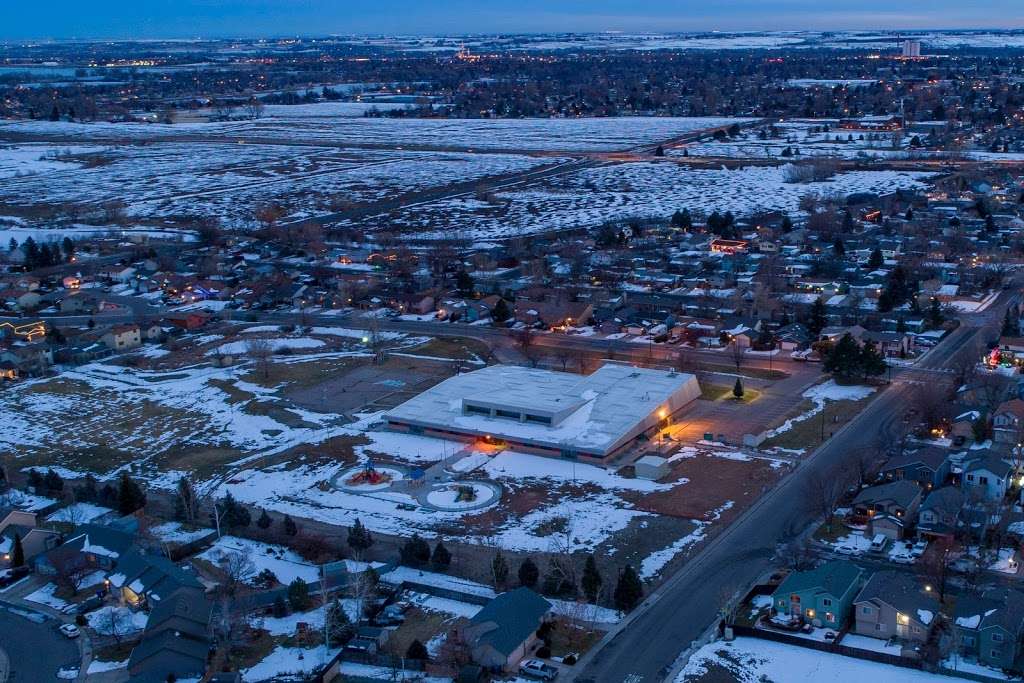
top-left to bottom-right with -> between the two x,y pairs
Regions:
59,623 -> 80,639
519,658 -> 559,681
834,544 -> 859,556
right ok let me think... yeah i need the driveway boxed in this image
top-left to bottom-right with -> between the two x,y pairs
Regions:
0,601 -> 81,682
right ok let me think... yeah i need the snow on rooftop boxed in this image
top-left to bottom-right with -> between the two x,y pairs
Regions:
385,363 -> 700,456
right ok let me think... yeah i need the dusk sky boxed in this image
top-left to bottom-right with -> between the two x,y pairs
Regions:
5,1 -> 1024,40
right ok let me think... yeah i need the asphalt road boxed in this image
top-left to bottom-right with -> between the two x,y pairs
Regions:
0,602 -> 80,682
569,298 -> 1008,683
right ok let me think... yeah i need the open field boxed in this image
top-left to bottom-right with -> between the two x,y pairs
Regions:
0,115 -> 752,152
350,161 -> 934,240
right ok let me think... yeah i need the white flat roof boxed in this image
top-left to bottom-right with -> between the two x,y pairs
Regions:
384,363 -> 701,456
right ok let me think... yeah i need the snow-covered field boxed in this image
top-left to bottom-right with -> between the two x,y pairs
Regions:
766,380 -> 876,440
679,637 -> 944,682
359,162 -> 934,239
198,536 -> 320,585
0,115 -> 752,152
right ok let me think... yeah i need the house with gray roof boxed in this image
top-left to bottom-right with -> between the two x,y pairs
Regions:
953,588 -> 1024,672
461,587 -> 552,671
879,447 -> 951,490
771,560 -> 864,630
962,452 -> 1015,502
34,523 -> 134,576
853,480 -> 923,540
853,571 -> 939,644
109,548 -> 204,608
917,486 -> 964,540
128,586 -> 212,682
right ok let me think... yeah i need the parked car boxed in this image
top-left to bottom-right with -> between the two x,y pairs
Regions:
58,624 -> 80,639
910,540 -> 929,558
520,659 -> 559,680
869,534 -> 888,552
0,566 -> 30,588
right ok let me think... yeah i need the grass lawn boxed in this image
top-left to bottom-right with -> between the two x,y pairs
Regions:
384,608 -> 452,658
548,616 -> 605,658
812,520 -> 849,544
699,363 -> 788,380
762,394 -> 877,451
405,337 -> 493,362
703,384 -> 763,403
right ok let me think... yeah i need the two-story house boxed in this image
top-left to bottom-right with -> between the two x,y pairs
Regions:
853,481 -> 923,541
962,452 -> 1015,502
917,486 -> 964,541
101,324 -> 142,352
993,399 -> 1024,446
879,447 -> 951,490
854,571 -> 939,644
953,589 -> 1024,672
771,560 -> 864,630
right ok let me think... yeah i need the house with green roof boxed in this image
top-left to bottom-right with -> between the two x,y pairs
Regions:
771,560 -> 864,630
460,587 -> 552,671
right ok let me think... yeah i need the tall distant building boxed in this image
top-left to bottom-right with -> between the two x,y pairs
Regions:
902,40 -> 922,58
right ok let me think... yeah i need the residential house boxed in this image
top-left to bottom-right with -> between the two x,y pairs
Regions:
59,292 -> 98,314
109,548 -> 204,608
514,300 -> 593,329
0,509 -> 60,564
101,324 -> 142,351
35,523 -> 134,576
127,586 -> 212,682
961,451 -> 1015,502
993,399 -> 1024,446
953,589 -> 1024,672
461,587 -> 552,671
853,481 -> 923,540
164,312 -> 211,331
0,343 -> 52,377
771,560 -> 864,630
917,487 -> 965,540
879,447 -> 951,490
853,571 -> 939,644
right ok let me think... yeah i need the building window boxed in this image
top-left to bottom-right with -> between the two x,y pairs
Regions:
524,414 -> 552,425
992,650 -> 1001,659
875,623 -> 886,632
861,606 -> 872,615
980,476 -> 989,485
993,633 -> 1004,643
912,626 -> 921,635
465,404 -> 489,416
495,409 -> 520,420
967,475 -> 975,482
822,599 -> 833,607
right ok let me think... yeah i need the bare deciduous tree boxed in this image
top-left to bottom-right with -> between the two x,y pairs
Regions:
247,339 -> 273,381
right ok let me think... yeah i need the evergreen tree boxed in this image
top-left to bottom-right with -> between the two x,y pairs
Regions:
7,238 -> 16,252
581,554 -> 603,604
283,514 -> 298,536
400,534 -> 430,567
256,509 -> 272,530
11,533 -> 24,568
272,595 -> 288,618
348,518 -> 374,553
61,236 -> 74,261
733,377 -> 745,399
491,298 -> 511,323
455,270 -> 474,295
49,105 -> 60,121
972,412 -> 991,442
1003,309 -> 1019,336
216,491 -> 249,530
832,237 -> 845,258
653,145 -> 665,157
406,639 -> 429,661
613,565 -> 643,612
325,597 -> 351,645
807,298 -> 827,337
431,541 -> 451,571
867,248 -> 883,269
823,333 -> 863,383
43,469 -> 64,493
117,473 -> 146,515
518,557 -> 539,588
927,298 -> 945,330
27,469 -> 43,491
905,207 -> 915,221
859,340 -> 887,380
491,550 -> 510,589
75,474 -> 99,503
287,577 -> 311,611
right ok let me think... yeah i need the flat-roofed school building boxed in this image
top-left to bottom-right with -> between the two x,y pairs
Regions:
384,362 -> 701,461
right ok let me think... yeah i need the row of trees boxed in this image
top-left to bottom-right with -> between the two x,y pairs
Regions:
8,236 -> 74,270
